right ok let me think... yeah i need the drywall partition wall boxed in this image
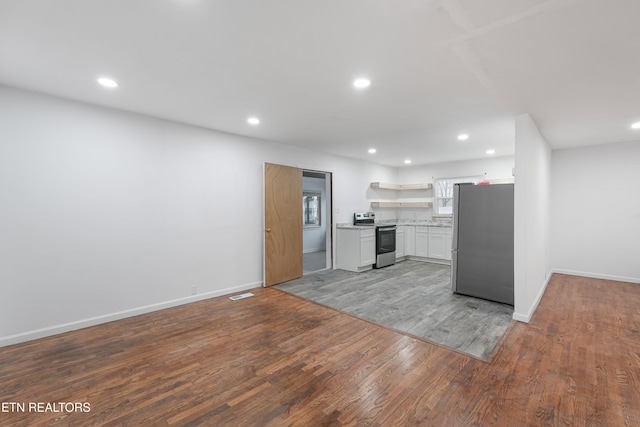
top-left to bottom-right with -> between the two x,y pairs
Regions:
0,85 -> 396,346
551,141 -> 640,283
513,113 -> 552,323
396,156 -> 515,183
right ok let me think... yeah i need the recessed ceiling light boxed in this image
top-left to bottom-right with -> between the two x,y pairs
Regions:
486,149 -> 496,155
368,148 -> 377,154
247,117 -> 260,125
97,77 -> 118,88
632,122 -> 640,129
458,134 -> 469,141
404,159 -> 411,164
353,78 -> 371,89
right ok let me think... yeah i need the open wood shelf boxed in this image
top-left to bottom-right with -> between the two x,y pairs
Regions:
370,182 -> 433,191
370,202 -> 433,208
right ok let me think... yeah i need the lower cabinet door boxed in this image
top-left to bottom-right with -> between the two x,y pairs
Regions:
360,235 -> 376,266
396,228 -> 405,258
428,227 -> 452,260
415,227 -> 428,257
404,225 -> 415,256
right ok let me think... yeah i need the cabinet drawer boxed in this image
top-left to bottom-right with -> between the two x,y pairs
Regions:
360,228 -> 375,238
428,226 -> 452,235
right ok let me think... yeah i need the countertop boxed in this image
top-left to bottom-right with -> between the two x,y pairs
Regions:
336,224 -> 376,230
337,220 -> 452,230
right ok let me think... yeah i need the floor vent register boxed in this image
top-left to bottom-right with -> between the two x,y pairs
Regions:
229,292 -> 254,301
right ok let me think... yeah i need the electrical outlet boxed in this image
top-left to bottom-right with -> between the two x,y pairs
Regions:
191,285 -> 198,295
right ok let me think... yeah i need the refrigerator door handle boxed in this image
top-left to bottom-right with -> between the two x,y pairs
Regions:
451,184 -> 460,251
451,249 -> 458,292
451,183 -> 460,293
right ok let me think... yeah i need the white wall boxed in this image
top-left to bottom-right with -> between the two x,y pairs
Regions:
513,113 -> 552,322
396,156 -> 515,184
302,175 -> 326,253
0,85 -> 396,346
371,156 -> 514,221
551,141 -> 640,282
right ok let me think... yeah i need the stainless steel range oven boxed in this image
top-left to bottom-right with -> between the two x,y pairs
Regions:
374,224 -> 396,268
353,212 -> 396,269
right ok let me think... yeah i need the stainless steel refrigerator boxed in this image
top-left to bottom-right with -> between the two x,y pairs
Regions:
451,183 -> 514,305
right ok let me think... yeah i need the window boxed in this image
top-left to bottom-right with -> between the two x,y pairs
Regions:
303,192 -> 321,227
434,176 -> 482,216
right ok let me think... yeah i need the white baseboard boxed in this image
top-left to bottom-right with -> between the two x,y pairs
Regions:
552,269 -> 640,284
0,281 -> 262,348
303,248 -> 325,254
512,271 -> 553,323
511,269 -> 640,324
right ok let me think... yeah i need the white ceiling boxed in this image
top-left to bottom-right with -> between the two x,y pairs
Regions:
1,0 -> 639,167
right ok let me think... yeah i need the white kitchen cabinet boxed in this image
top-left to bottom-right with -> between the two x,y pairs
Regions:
395,226 -> 405,259
428,226 -> 452,260
336,228 -> 376,272
360,232 -> 376,266
338,224 -> 452,272
400,224 -> 452,263
404,225 -> 415,256
415,226 -> 429,257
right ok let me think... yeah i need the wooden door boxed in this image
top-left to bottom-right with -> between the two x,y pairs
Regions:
264,163 -> 303,286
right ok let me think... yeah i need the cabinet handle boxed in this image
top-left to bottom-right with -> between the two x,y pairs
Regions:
265,228 -> 272,232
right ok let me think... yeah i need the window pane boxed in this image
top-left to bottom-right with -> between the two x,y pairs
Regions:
437,197 -> 453,215
434,176 -> 482,216
303,193 -> 321,226
436,180 -> 453,199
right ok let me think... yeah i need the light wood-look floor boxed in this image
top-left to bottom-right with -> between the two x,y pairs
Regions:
1,274 -> 639,426
277,261 -> 513,360
303,250 -> 327,274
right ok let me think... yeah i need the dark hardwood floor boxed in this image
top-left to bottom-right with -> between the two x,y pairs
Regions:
1,274 -> 639,426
